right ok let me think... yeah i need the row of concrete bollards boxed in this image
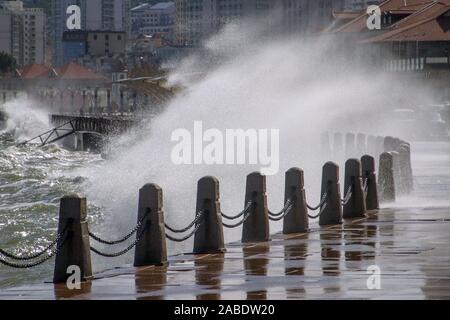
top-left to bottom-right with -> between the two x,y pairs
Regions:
52,152 -> 389,283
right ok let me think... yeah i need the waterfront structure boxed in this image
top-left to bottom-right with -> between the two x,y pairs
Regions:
175,0 -> 344,46
131,2 -> 175,38
50,0 -> 130,66
0,1 -> 46,66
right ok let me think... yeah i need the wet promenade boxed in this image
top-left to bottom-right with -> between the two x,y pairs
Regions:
1,142 -> 449,300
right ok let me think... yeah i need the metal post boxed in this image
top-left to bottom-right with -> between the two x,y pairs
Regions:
283,168 -> 309,234
319,162 -> 343,226
343,159 -> 367,219
361,155 -> 379,210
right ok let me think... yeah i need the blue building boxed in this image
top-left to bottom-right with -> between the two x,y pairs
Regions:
62,30 -> 87,65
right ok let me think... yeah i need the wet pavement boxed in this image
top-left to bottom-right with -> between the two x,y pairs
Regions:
1,207 -> 450,300
1,142 -> 449,300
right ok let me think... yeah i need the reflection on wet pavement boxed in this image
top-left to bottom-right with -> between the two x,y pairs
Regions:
2,206 -> 450,300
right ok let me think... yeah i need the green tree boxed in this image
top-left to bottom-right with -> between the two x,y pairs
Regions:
0,52 -> 17,74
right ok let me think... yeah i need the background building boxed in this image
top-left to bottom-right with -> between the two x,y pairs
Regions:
50,0 -> 130,66
344,0 -> 382,11
131,2 -> 175,38
175,0 -> 345,46
0,1 -> 46,66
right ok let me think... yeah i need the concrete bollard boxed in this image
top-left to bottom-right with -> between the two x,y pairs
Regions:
390,151 -> 402,196
361,155 -> 379,210
356,133 -> 366,156
283,168 -> 309,234
379,152 -> 396,203
343,159 -> 367,219
333,132 -> 344,160
242,172 -> 270,243
367,135 -> 377,157
321,132 -> 332,159
375,136 -> 385,158
384,136 -> 396,152
134,184 -> 168,267
53,194 -> 92,283
345,133 -> 356,159
319,162 -> 343,226
400,143 -> 414,194
194,176 -> 225,254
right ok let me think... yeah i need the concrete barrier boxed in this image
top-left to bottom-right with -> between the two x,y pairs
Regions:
361,155 -> 379,210
134,184 -> 168,267
283,168 -> 309,234
194,177 -> 226,254
343,159 -> 367,219
319,162 -> 343,226
390,151 -> 402,196
53,194 -> 92,283
242,172 -> 270,243
399,143 -> 414,195
379,152 -> 396,203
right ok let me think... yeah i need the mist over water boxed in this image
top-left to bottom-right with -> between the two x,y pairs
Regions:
1,19 -> 448,288
78,23 -> 437,257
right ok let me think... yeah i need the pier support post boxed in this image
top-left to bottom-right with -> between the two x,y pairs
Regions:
343,159 -> 367,219
361,155 -> 379,210
242,172 -> 270,243
379,152 -> 396,203
333,132 -> 344,160
319,162 -> 343,226
194,177 -> 225,254
345,133 -> 356,158
53,194 -> 92,283
356,133 -> 366,156
321,132 -> 331,158
134,184 -> 168,267
283,168 -> 309,234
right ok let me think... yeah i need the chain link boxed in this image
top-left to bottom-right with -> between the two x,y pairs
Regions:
268,203 -> 293,221
341,186 -> 353,205
268,198 -> 293,217
221,201 -> 253,220
0,228 -> 69,269
308,202 -> 328,219
89,210 -> 149,245
307,192 -> 328,211
90,223 -> 148,258
222,209 -> 253,228
165,216 -> 204,242
165,209 -> 205,234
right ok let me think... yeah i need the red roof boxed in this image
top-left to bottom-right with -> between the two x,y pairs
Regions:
17,64 -> 51,79
56,62 -> 107,80
330,0 -> 437,33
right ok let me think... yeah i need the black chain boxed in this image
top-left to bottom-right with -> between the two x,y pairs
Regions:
341,186 -> 353,205
268,203 -> 293,221
221,201 -> 253,220
165,209 -> 205,234
165,216 -> 204,242
268,198 -> 293,217
89,209 -> 149,245
222,209 -> 253,228
0,228 -> 69,269
308,202 -> 328,219
307,192 -> 328,211
90,223 -> 148,258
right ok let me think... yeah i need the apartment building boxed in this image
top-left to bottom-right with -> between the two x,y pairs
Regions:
175,0 -> 344,46
131,2 -> 175,37
50,0 -> 130,66
0,1 -> 45,66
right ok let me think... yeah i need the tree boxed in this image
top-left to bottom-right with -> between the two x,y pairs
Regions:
0,52 -> 17,74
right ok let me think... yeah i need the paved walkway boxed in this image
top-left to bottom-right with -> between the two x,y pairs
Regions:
1,206 -> 450,300
1,142 -> 449,300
